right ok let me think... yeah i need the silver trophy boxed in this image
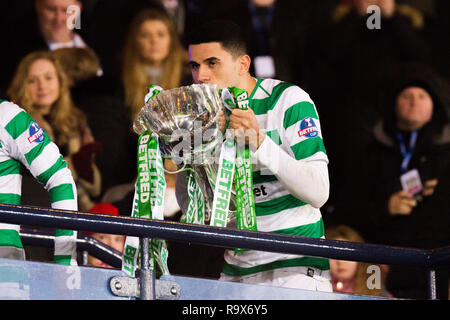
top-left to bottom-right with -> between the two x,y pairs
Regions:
134,84 -> 236,224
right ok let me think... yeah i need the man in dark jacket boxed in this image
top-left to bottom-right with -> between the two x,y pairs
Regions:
353,62 -> 450,299
313,0 -> 432,220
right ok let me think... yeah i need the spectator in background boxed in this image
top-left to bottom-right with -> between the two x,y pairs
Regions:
327,225 -> 390,297
113,8 -> 192,211
34,0 -> 85,50
121,8 -> 191,121
52,47 -> 137,196
84,203 -> 125,268
315,0 -> 432,227
51,46 -> 104,109
203,0 -> 317,87
83,0 -> 166,85
353,62 -> 450,299
94,8 -> 191,217
51,47 -> 101,89
7,51 -> 102,212
0,0 -> 88,96
84,0 -> 209,82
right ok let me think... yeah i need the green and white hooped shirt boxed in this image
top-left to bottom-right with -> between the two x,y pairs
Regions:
222,78 -> 330,278
0,101 -> 78,265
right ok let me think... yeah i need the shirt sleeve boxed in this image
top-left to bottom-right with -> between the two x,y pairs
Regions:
5,104 -> 78,265
253,86 -> 329,208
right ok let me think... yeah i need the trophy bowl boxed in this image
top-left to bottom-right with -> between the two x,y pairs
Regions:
133,84 -> 223,165
133,83 -> 237,226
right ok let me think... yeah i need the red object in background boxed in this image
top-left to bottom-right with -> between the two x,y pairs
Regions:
83,202 -> 119,236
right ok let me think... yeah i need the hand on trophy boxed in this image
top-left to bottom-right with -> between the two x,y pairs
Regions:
228,107 -> 266,150
218,109 -> 227,132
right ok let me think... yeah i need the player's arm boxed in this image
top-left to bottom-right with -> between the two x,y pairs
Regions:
6,103 -> 78,265
230,88 -> 329,208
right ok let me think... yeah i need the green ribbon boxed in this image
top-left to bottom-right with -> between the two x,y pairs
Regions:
209,130 -> 236,228
217,87 -> 257,255
132,85 -> 256,261
122,188 -> 140,276
182,169 -> 205,225
122,131 -> 170,276
225,88 -> 257,241
145,84 -> 163,103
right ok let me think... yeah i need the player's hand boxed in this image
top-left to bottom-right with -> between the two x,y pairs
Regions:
218,109 -> 226,132
228,108 -> 265,150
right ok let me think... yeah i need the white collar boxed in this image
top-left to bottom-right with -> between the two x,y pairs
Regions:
48,33 -> 87,51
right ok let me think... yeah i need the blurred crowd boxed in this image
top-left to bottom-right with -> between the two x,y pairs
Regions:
0,0 -> 449,300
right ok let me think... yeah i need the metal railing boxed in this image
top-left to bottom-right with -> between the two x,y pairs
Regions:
1,203 -> 449,300
20,227 -> 123,268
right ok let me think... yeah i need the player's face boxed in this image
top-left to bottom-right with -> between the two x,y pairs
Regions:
137,19 -> 171,66
27,58 -> 60,114
188,42 -> 241,89
395,87 -> 434,131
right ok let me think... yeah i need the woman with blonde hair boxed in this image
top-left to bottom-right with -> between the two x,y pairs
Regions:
7,50 -> 102,211
121,8 -> 191,120
118,8 -> 190,219
326,225 -> 391,297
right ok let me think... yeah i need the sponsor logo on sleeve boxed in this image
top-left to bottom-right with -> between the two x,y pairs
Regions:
297,116 -> 319,138
28,121 -> 44,144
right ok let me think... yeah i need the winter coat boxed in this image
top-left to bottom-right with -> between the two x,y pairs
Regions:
355,63 -> 450,247
351,63 -> 450,300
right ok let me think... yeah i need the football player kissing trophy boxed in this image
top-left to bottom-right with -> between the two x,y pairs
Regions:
122,83 -> 257,277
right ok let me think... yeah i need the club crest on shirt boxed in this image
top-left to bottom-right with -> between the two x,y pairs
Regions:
28,121 -> 44,144
298,116 -> 319,138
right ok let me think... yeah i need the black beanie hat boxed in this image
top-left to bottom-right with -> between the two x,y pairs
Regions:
393,79 -> 437,105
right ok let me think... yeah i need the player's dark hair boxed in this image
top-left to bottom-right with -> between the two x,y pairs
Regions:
188,19 -> 248,58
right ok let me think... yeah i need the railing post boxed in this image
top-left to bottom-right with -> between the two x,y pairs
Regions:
139,237 -> 155,300
82,250 -> 88,266
427,268 -> 437,300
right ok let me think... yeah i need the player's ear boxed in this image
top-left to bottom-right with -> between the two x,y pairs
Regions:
237,54 -> 251,75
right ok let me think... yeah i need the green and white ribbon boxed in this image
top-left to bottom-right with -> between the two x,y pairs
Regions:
181,170 -> 205,225
133,85 -> 256,259
234,147 -> 256,231
122,189 -> 140,276
226,88 -> 257,232
144,84 -> 163,103
209,130 -> 236,227
122,131 -> 170,277
208,87 -> 257,236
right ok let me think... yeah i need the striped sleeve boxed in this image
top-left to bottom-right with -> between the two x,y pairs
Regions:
1,102 -> 78,265
251,82 -> 329,208
278,86 -> 327,162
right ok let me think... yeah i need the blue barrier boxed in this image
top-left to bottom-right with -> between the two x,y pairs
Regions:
1,203 -> 449,300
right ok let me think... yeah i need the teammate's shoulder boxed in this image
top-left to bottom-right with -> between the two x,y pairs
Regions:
0,100 -> 28,126
0,100 -> 25,112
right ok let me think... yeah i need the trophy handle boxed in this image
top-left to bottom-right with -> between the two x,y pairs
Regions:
163,162 -> 187,174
